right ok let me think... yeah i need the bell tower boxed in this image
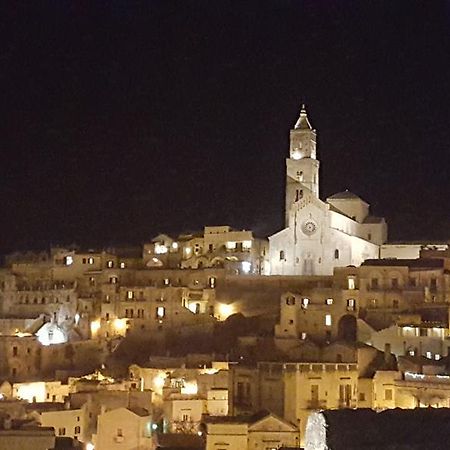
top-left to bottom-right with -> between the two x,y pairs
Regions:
285,105 -> 320,226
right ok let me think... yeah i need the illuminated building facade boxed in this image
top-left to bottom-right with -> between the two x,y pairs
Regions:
269,105 -> 387,276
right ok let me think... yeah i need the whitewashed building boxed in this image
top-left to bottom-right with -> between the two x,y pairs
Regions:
269,106 -> 387,276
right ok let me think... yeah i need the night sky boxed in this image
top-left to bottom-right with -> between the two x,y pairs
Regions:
1,1 -> 449,254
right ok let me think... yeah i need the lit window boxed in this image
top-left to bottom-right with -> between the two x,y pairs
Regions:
325,314 -> 332,326
172,242 -> 178,250
110,277 -> 118,284
163,278 -> 170,285
326,298 -> 333,305
226,241 -> 236,250
347,298 -> 355,310
242,240 -> 252,250
155,244 -> 168,254
301,332 -> 307,340
435,354 -> 441,360
120,262 -> 126,269
107,260 -> 114,268
185,247 -> 192,255
301,298 -> 309,309
64,256 -> 73,266
347,277 -> 356,290
127,291 -> 134,300
209,277 -> 216,289
426,351 -> 432,359
88,257 -> 94,265
156,306 -> 165,318
241,261 -> 251,274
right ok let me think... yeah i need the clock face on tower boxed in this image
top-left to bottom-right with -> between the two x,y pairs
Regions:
302,220 -> 317,236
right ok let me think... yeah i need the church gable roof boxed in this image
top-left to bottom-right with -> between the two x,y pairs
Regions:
248,411 -> 298,432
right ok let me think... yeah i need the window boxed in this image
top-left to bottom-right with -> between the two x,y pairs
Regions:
384,389 -> 393,401
12,346 -> 18,357
334,249 -> 340,259
127,290 -> 134,300
286,296 -> 295,306
279,250 -> 285,261
107,260 -> 114,268
117,428 -> 123,437
391,278 -> 399,289
359,392 -> 366,402
120,262 -> 126,269
88,257 -> 94,265
347,298 -> 355,311
163,278 -> 170,286
182,413 -> 190,422
371,278 -> 379,289
301,298 -> 309,309
208,277 -> 216,288
430,278 -> 437,291
74,426 -> 80,434
82,258 -> 86,264
156,306 -> 165,318
367,233 -> 372,240
426,351 -> 432,359
409,277 -> 417,287
109,277 -> 118,284
392,299 -> 399,309
11,368 -> 16,377
58,428 -> 66,436
325,314 -> 332,326
347,277 -> 356,290
326,298 -> 333,305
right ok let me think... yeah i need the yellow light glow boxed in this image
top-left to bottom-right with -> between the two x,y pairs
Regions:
181,381 -> 198,395
15,331 -> 31,338
90,320 -> 101,335
113,318 -> 127,332
172,242 -> 179,249
185,247 -> 192,255
217,303 -> 234,320
86,443 -> 95,450
15,382 -> 46,403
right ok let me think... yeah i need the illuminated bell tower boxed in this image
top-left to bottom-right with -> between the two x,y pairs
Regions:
285,104 -> 320,226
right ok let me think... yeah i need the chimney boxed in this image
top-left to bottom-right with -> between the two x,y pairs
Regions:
384,343 -> 391,365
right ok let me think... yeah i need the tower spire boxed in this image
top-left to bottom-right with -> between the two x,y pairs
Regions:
294,104 -> 313,130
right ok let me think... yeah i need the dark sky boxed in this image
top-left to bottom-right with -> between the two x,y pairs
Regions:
1,0 -> 449,253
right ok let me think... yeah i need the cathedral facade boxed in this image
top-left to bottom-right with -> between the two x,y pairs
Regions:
269,106 -> 387,276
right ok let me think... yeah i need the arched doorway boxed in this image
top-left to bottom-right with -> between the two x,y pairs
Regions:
338,314 -> 357,342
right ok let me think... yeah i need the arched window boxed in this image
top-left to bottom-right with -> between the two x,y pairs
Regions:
279,250 -> 285,261
334,249 -> 340,259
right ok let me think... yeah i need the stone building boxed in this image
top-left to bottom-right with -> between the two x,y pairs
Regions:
144,226 -> 269,275
269,105 -> 387,276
